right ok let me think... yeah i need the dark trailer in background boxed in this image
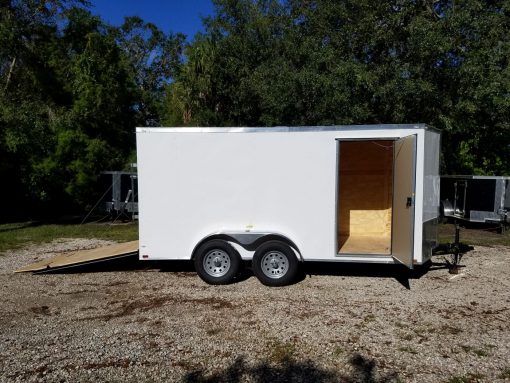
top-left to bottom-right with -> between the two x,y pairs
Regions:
100,171 -> 138,220
440,175 -> 510,229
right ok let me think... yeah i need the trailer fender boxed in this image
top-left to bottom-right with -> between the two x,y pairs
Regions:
191,232 -> 303,262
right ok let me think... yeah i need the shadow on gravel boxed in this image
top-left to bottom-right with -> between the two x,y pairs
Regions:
159,261 -> 254,284
40,258 -> 426,289
301,262 -> 430,290
36,254 -> 148,274
183,354 -> 398,383
37,258 -> 195,275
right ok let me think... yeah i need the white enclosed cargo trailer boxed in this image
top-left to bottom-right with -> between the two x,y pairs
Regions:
136,124 -> 440,286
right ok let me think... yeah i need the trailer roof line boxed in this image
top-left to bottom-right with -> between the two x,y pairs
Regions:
136,124 -> 438,134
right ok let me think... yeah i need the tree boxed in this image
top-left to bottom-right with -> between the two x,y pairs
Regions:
0,0 -> 88,218
164,0 -> 510,175
115,16 -> 185,126
0,1 -> 184,220
34,15 -> 137,207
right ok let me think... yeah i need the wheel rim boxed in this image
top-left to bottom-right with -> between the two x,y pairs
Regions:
260,250 -> 288,279
203,249 -> 231,277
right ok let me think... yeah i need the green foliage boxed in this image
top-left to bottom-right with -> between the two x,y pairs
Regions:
266,338 -> 296,364
115,16 -> 185,126
0,1 -> 183,220
499,367 -> 510,379
445,373 -> 485,383
165,0 -> 510,175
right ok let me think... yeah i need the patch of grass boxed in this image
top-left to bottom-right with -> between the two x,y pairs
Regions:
472,349 -> 489,357
441,324 -> 463,335
266,339 -> 296,364
206,328 -> 222,336
439,223 -> 510,247
499,367 -> 510,379
445,373 -> 485,383
398,346 -> 417,354
173,359 -> 196,371
29,305 -> 51,315
333,346 -> 344,357
0,222 -> 138,253
458,345 -> 491,357
394,321 -> 405,329
400,333 -> 414,341
460,345 -> 472,353
83,295 -> 234,321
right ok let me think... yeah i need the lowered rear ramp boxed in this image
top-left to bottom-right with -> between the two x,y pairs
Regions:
15,240 -> 139,274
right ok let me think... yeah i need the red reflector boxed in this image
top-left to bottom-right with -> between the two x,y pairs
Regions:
142,255 -> 149,259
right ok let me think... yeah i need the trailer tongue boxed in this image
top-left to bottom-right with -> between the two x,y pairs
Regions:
15,241 -> 139,274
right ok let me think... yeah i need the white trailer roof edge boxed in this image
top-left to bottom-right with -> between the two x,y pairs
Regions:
136,123 -> 439,134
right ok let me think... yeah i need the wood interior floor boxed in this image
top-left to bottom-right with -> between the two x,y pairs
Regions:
338,235 -> 391,255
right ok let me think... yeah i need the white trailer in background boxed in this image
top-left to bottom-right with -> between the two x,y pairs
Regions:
136,124 -> 440,286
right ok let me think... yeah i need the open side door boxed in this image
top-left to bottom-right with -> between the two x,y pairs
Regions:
391,135 -> 417,268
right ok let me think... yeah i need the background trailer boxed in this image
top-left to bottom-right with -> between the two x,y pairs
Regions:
440,175 -> 509,228
136,124 -> 440,286
100,170 -> 138,220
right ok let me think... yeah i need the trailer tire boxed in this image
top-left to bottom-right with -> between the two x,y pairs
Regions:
194,240 -> 241,285
252,241 -> 299,286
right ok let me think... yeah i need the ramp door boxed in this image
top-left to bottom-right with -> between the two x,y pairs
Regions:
15,241 -> 139,274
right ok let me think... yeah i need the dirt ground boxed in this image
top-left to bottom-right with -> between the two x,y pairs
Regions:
0,239 -> 509,383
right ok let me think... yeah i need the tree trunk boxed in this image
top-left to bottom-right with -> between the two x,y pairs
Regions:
3,56 -> 16,93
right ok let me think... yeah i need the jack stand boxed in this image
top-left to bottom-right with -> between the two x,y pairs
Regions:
448,222 -> 462,274
432,220 -> 472,271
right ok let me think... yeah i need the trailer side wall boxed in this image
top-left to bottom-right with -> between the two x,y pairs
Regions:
137,131 -> 336,260
136,126 -> 433,263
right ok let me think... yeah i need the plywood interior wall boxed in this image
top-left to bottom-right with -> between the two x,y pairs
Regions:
338,141 -> 393,254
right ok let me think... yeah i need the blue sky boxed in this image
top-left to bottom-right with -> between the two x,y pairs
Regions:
90,0 -> 215,40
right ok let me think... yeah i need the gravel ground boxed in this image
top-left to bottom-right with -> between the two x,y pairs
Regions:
0,239 -> 509,383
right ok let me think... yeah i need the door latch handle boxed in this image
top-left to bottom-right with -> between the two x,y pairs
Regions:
406,197 -> 413,208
